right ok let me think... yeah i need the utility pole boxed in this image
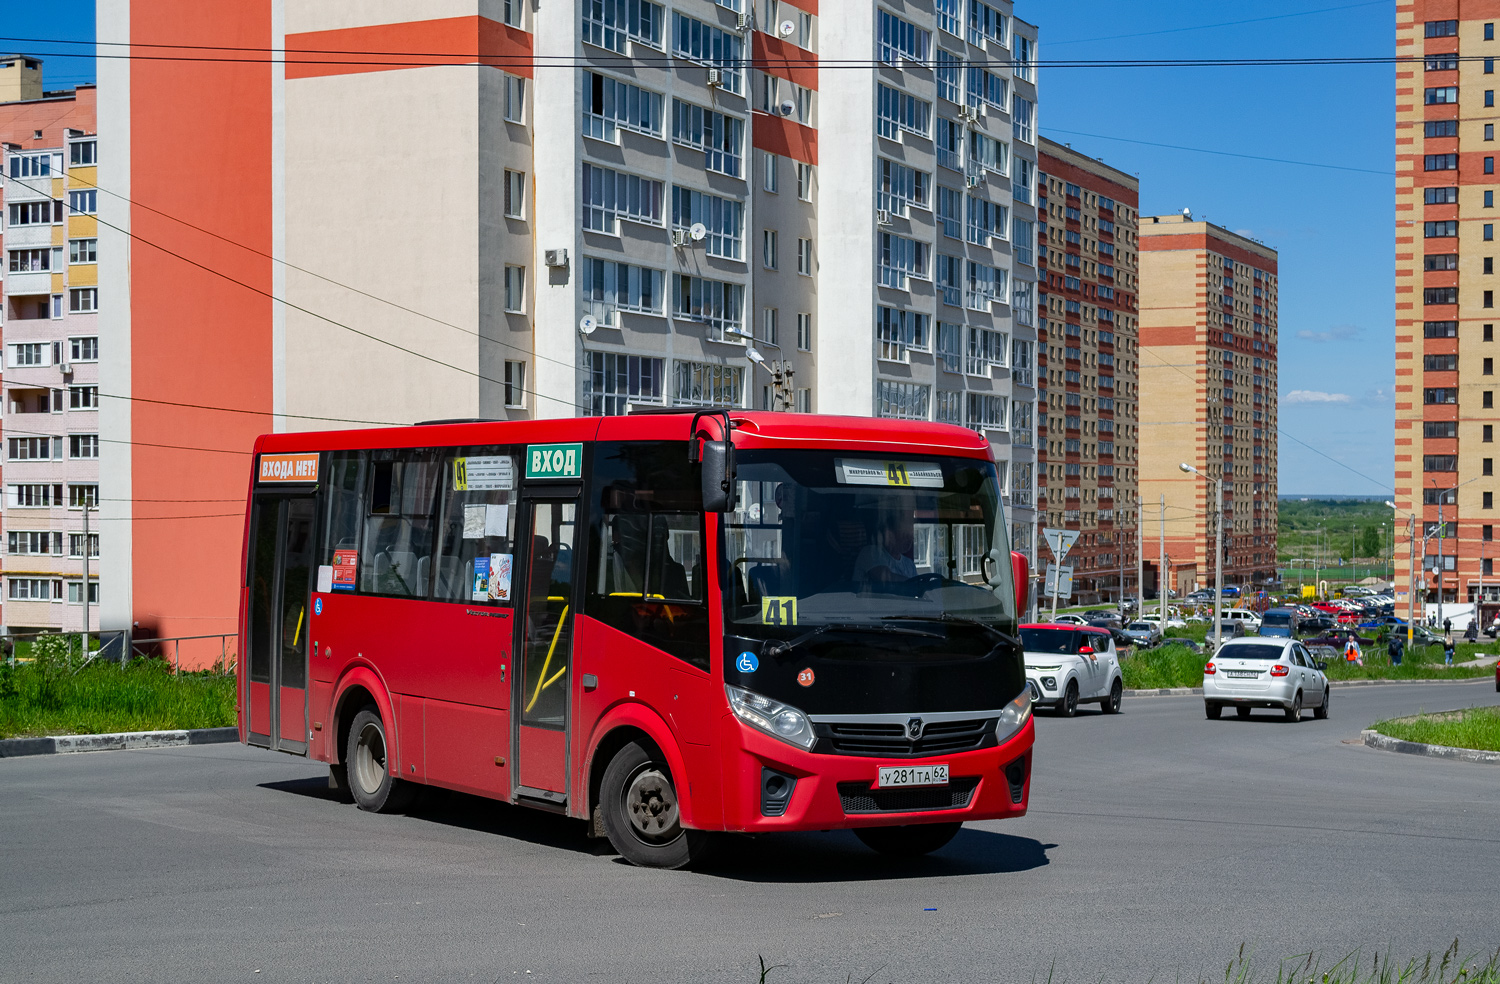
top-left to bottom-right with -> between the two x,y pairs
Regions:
1407,513 -> 1416,649
1437,490 -> 1445,635
1159,495 -> 1167,622
79,503 -> 91,661
1136,497 -> 1145,618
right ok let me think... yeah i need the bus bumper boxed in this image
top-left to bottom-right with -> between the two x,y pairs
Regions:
716,717 -> 1034,833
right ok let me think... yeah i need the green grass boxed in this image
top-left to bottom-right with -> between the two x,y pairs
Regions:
1374,705 -> 1500,753
0,657 -> 236,740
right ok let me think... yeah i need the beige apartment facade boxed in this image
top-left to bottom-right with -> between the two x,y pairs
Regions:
1139,214 -> 1279,596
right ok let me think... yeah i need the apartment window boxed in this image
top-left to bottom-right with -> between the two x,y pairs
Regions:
68,238 -> 98,264
503,361 -> 526,408
1013,219 -> 1034,266
797,238 -> 813,276
1012,96 -> 1034,143
9,437 -> 59,460
1015,34 -> 1035,83
795,388 -> 811,414
965,66 -> 1008,111
10,484 -> 64,507
1425,120 -> 1459,138
936,49 -> 962,102
584,352 -> 665,416
966,260 -> 1005,310
579,257 -> 665,322
11,343 -> 47,367
8,152 -> 54,178
879,233 -> 929,288
876,307 -> 930,362
67,582 -> 100,605
876,158 -> 931,216
876,84 -> 931,140
8,531 -> 62,556
581,0 -> 664,54
8,248 -> 51,272
936,322 -> 962,372
673,275 -> 744,335
581,163 -> 664,233
504,265 -> 526,313
69,434 -> 100,459
1424,87 -> 1459,105
1427,55 -> 1460,71
966,196 -> 1006,246
877,9 -> 930,64
1425,187 -> 1459,204
935,0 -> 961,37
671,99 -> 744,177
936,254 -> 963,306
1424,355 -> 1459,371
1423,320 -> 1456,338
69,288 -> 99,313
937,186 -> 962,238
70,337 -> 99,361
968,1 -> 1008,47
1425,286 -> 1459,304
503,170 -> 526,219
502,0 -> 522,27
503,75 -> 526,123
69,385 -> 98,409
796,162 -> 813,201
1425,421 -> 1458,438
1424,154 -> 1459,171
70,484 -> 98,508
965,393 -> 1007,433
762,151 -> 779,193
876,379 -> 930,420
1425,455 -> 1458,472
674,360 -> 743,408
796,313 -> 811,351
7,200 -> 60,225
582,71 -> 664,142
8,578 -> 61,601
1012,157 -> 1033,204
760,307 -> 779,346
966,326 -> 1008,376
672,12 -> 744,94
761,229 -> 778,269
672,188 -> 743,260
1425,254 -> 1459,271
969,131 -> 1007,174
1426,20 -> 1459,37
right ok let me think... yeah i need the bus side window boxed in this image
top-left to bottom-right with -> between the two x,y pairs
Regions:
432,447 -> 519,605
361,450 -> 442,598
320,452 -> 366,592
587,442 -> 709,671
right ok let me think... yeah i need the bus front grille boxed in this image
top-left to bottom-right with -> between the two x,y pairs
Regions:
821,718 -> 994,757
836,777 -> 980,814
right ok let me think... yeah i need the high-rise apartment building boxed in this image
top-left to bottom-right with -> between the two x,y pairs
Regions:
0,64 -> 99,635
1036,138 -> 1140,604
99,2 -> 1042,647
1139,214 -> 1279,597
1395,6 -> 1500,606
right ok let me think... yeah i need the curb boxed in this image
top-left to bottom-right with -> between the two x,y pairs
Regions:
1361,728 -> 1500,765
1126,676 -> 1494,698
0,727 -> 238,759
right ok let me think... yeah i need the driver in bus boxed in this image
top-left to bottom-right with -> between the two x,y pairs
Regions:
854,507 -> 918,583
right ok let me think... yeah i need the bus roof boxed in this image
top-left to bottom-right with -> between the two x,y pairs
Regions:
251,413 -> 995,459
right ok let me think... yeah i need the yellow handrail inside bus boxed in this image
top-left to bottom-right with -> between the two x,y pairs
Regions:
292,607 -> 305,647
525,604 -> 569,713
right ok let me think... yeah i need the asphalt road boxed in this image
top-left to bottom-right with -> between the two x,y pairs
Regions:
4,679 -> 1499,984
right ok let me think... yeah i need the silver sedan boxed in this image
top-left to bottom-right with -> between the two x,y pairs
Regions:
1203,637 -> 1330,722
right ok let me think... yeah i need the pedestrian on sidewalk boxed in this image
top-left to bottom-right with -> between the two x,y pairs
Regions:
1444,635 -> 1456,666
1344,636 -> 1363,667
1466,619 -> 1479,643
1387,632 -> 1404,667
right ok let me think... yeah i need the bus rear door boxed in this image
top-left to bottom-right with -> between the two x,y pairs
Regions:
246,493 -> 316,753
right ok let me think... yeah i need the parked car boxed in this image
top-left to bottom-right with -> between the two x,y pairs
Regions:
1138,612 -> 1187,630
1359,615 -> 1408,630
1258,607 -> 1301,639
1122,621 -> 1164,647
1020,624 -> 1125,717
1204,637 -> 1330,722
1218,609 -> 1262,633
1051,614 -> 1090,626
1086,615 -> 1123,631
1186,590 -> 1216,604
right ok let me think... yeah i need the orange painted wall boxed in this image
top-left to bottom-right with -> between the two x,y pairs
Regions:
0,86 -> 97,146
286,16 -> 533,81
130,1 -> 273,644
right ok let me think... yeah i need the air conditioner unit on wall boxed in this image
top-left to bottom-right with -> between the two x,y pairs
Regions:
671,228 -> 690,247
706,68 -> 723,88
876,209 -> 893,225
544,248 -> 569,268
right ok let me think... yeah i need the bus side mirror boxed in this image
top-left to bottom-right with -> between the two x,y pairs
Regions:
700,440 -> 736,512
1011,551 -> 1029,616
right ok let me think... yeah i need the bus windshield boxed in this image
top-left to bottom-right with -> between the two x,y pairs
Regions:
721,450 -> 1013,632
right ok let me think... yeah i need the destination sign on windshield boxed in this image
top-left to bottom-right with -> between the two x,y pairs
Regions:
834,458 -> 945,489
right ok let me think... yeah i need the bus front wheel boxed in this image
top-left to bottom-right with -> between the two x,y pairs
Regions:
599,741 -> 715,869
855,822 -> 962,857
346,706 -> 416,814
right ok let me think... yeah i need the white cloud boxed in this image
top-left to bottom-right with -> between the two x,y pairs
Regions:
1296,325 -> 1362,343
1285,390 -> 1351,405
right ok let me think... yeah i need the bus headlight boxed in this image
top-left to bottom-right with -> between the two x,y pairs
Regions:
726,684 -> 817,750
994,689 -> 1033,745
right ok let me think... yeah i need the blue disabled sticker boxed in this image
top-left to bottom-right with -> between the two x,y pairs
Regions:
736,651 -> 759,673
314,598 -> 323,616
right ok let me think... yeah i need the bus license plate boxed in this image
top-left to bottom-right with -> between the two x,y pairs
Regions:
876,764 -> 949,788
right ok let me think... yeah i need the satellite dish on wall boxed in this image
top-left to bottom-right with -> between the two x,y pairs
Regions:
778,98 -> 796,117
689,222 -> 707,242
579,315 -> 598,335
778,19 -> 796,38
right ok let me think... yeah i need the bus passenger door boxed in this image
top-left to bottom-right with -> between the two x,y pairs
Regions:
245,495 -> 316,754
513,496 -> 579,806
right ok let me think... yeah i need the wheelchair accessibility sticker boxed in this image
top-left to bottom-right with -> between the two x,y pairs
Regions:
736,651 -> 759,673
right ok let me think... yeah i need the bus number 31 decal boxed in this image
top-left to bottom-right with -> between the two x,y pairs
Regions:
760,596 -> 798,626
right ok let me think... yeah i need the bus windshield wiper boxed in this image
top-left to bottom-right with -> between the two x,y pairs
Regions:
764,621 -> 944,658
882,614 -> 1021,650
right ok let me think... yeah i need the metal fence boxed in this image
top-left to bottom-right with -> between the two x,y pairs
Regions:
3,630 -> 236,675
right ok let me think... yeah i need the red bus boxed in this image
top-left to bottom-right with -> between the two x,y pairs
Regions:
239,411 -> 1034,867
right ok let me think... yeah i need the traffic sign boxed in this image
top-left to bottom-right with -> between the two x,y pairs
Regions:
1045,564 -> 1074,598
1043,528 -> 1080,562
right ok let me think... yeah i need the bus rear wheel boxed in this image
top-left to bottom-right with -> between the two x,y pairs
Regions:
600,741 -> 716,869
346,706 -> 416,814
855,822 -> 962,857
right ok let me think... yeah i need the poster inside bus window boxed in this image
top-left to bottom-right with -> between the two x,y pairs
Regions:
834,459 -> 944,488
453,455 -> 515,491
331,549 -> 357,591
471,553 -> 513,602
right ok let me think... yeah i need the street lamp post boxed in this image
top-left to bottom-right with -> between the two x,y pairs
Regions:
1180,462 -> 1223,653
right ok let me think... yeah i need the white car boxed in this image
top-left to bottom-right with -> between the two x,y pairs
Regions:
1050,614 -> 1090,626
1203,637 -> 1330,722
1021,623 -> 1124,717
1218,609 -> 1262,632
1139,612 -> 1187,630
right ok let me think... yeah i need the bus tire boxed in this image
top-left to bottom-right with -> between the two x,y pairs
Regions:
854,822 -> 962,857
599,740 -> 714,869
346,706 -> 416,814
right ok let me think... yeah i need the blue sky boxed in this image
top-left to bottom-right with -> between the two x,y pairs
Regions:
4,1 -> 1395,495
1029,0 -> 1396,496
